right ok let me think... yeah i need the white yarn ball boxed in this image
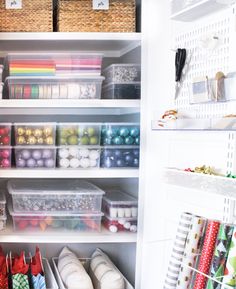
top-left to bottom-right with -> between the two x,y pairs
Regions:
59,148 -> 69,159
69,147 -> 79,158
80,158 -> 90,168
70,158 -> 80,168
59,158 -> 70,168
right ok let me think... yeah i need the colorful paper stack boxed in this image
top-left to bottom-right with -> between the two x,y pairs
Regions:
164,212 -> 236,289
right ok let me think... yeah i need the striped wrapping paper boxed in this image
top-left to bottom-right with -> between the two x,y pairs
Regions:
163,212 -> 193,289
31,274 -> 46,289
206,223 -> 233,289
222,226 -> 236,288
193,220 -> 220,289
176,216 -> 206,289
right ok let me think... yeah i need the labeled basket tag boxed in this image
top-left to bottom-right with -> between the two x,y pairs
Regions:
93,0 -> 109,10
5,0 -> 22,9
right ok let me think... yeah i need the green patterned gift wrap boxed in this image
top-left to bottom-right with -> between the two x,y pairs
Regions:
206,224 -> 233,289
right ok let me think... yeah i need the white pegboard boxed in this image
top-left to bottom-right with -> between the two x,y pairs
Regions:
173,6 -> 235,117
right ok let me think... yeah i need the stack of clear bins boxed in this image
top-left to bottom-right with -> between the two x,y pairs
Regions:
5,53 -> 104,99
102,64 -> 141,99
14,123 -> 57,169
100,123 -> 140,168
7,179 -> 105,232
102,190 -> 138,233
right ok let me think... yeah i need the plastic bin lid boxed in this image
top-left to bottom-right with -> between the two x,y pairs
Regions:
104,213 -> 137,222
7,180 -> 105,196
103,81 -> 141,89
103,190 -> 137,205
103,63 -> 141,71
0,191 -> 6,204
8,202 -> 104,217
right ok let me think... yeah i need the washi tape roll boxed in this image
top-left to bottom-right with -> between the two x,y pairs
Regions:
23,85 -> 31,99
193,220 -> 220,289
46,85 -> 52,99
206,223 -> 233,289
39,85 -> 44,99
163,212 -> 193,289
51,85 -> 59,99
222,226 -> 236,288
176,216 -> 206,289
15,85 -> 23,99
59,85 -> 68,99
31,85 -> 39,99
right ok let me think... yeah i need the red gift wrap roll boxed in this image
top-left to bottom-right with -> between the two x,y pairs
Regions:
193,220 -> 220,289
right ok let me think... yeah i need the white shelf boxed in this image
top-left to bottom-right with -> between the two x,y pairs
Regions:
0,169 -> 139,179
0,226 -> 137,243
0,32 -> 141,57
163,168 -> 236,198
0,99 -> 140,115
171,0 -> 231,21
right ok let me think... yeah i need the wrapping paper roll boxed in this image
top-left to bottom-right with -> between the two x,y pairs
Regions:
222,226 -> 236,288
193,220 -> 220,289
176,216 -> 206,289
163,212 -> 193,289
206,224 -> 233,289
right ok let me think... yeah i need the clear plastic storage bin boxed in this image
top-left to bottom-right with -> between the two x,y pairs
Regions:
0,192 -> 6,216
57,146 -> 101,169
14,123 -> 56,146
103,82 -> 141,99
9,208 -> 103,232
0,65 -> 3,82
103,64 -> 141,84
100,147 -> 139,168
0,123 -> 11,146
101,123 -> 140,146
7,53 -> 103,76
15,147 -> 56,169
8,179 -> 105,214
6,76 -> 104,99
58,123 -> 101,146
0,147 -> 12,168
103,214 -> 137,233
102,190 -> 138,218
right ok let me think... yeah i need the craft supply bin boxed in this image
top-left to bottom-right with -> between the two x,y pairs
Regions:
101,123 -> 140,146
9,208 -> 103,232
103,64 -> 141,84
100,146 -> 139,168
57,146 -> 101,169
57,0 -> 136,32
14,147 -> 56,169
7,53 -> 103,76
0,0 -> 52,32
103,214 -> 137,233
6,76 -> 104,99
14,123 -> 56,146
57,123 -> 101,146
0,123 -> 11,146
102,190 -> 138,218
8,179 -> 105,214
0,147 -> 12,168
103,82 -> 141,99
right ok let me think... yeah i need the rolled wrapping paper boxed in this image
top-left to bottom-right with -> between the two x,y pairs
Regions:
163,212 -> 193,289
176,216 -> 206,289
222,226 -> 236,288
58,247 -> 93,289
193,220 -> 220,289
206,224 -> 233,289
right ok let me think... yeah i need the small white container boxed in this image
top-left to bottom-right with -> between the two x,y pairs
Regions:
103,64 -> 141,84
6,76 -> 105,99
8,179 -> 105,214
102,190 -> 138,218
57,146 -> 101,169
14,146 -> 57,169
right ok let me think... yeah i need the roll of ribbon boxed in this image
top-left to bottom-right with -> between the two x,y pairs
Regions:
163,212 -> 193,289
176,216 -> 206,289
206,223 -> 233,289
222,226 -> 236,288
193,220 -> 220,289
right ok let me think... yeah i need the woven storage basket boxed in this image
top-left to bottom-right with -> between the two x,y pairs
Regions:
0,0 -> 53,32
57,0 -> 136,32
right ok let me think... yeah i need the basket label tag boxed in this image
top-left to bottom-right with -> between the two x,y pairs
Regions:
93,0 -> 109,10
5,0 -> 22,9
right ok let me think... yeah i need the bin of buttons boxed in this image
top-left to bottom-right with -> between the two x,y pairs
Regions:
58,146 -> 101,169
14,123 -> 56,146
58,123 -> 101,146
15,147 -> 56,169
101,123 -> 140,146
100,147 -> 139,168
